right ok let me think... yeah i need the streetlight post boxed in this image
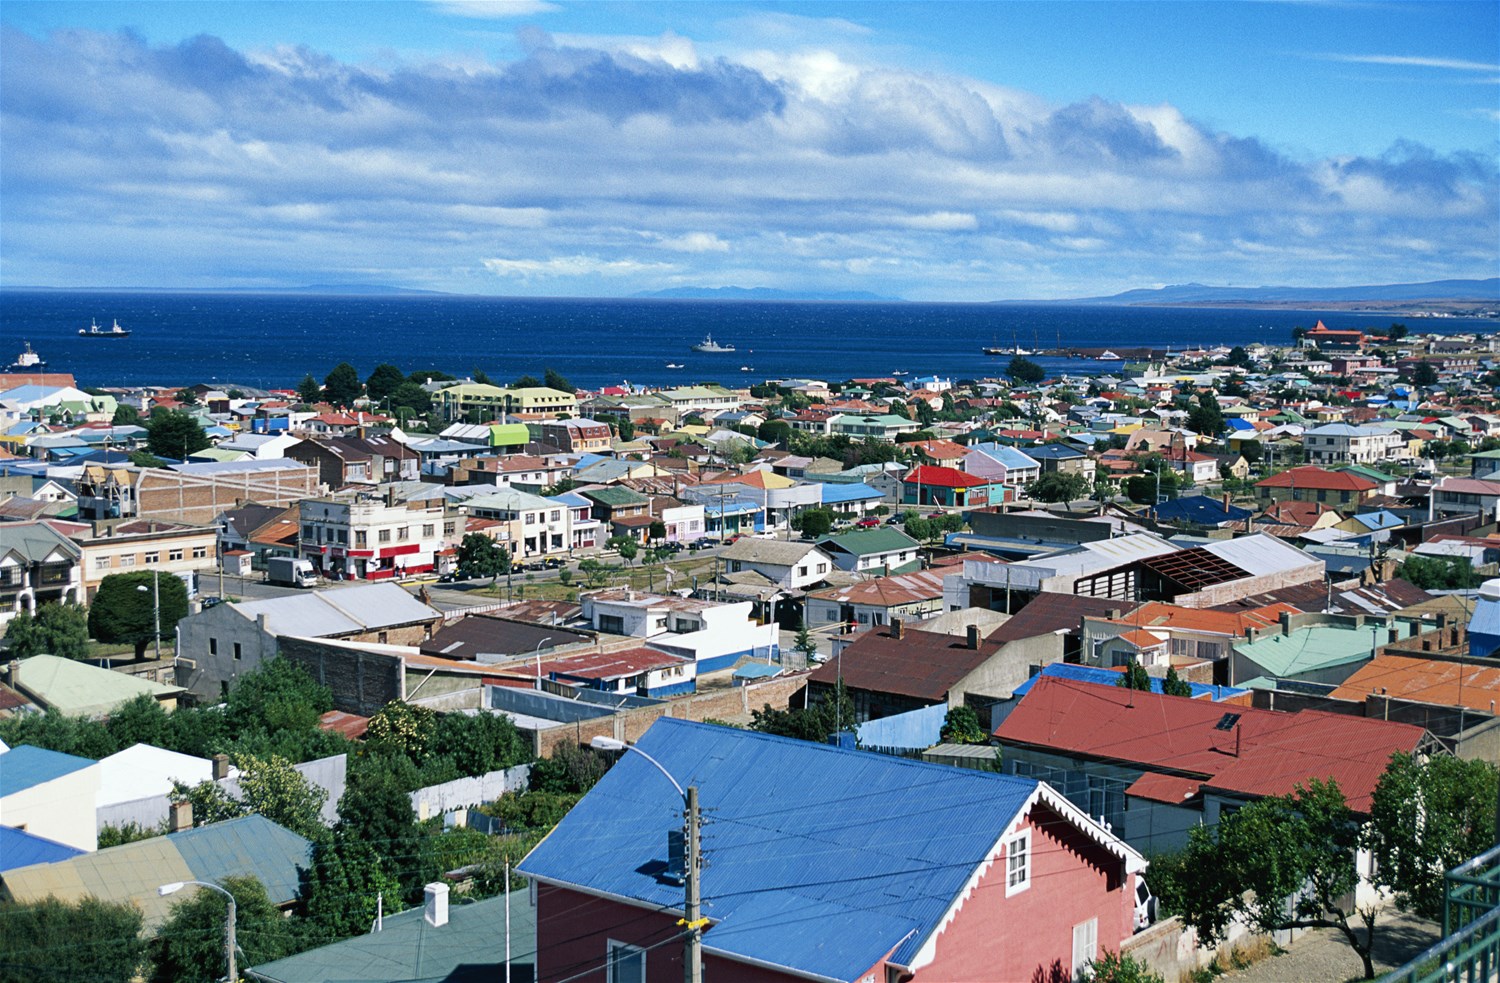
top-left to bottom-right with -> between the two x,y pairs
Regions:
533,636 -> 554,690
136,572 -> 161,660
591,736 -> 703,983
158,879 -> 235,982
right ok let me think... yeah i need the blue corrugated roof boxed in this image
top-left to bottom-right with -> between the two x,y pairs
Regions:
0,824 -> 85,871
0,745 -> 95,798
1151,495 -> 1253,524
171,814 -> 314,903
816,482 -> 881,504
1012,663 -> 1247,702
519,718 -> 1038,980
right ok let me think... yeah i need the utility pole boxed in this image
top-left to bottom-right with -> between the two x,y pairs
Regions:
684,784 -> 703,983
225,894 -> 237,983
152,570 -> 162,660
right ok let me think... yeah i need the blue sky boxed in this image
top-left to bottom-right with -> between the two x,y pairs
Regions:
2,0 -> 1495,299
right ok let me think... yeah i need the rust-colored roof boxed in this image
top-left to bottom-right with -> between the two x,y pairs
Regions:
1126,772 -> 1201,805
318,710 -> 370,739
544,647 -> 691,681
1116,629 -> 1167,649
806,569 -> 946,608
995,676 -> 1424,814
1124,601 -> 1300,636
1256,467 -> 1376,491
1330,655 -> 1500,711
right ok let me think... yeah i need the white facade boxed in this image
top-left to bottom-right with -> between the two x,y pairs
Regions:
580,589 -> 779,673
658,502 -> 705,543
0,756 -> 101,852
1303,425 -> 1406,466
299,497 -> 448,579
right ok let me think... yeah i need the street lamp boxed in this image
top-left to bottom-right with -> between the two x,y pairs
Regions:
591,736 -> 704,983
136,571 -> 161,660
533,636 -> 554,690
158,879 -> 236,982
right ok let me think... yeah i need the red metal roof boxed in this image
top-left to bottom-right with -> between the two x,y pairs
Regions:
995,677 -> 1424,813
1255,466 -> 1377,491
903,464 -> 987,488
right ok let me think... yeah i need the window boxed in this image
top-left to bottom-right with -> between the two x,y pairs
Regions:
550,510 -> 560,522
302,524 -> 315,539
144,552 -> 160,564
1071,918 -> 1098,976
422,524 -> 435,538
169,549 -> 184,562
95,556 -> 113,570
120,555 -> 136,567
209,638 -> 218,656
378,529 -> 392,543
607,941 -> 645,983
192,546 -> 207,559
232,642 -> 242,661
1005,829 -> 1031,896
355,531 -> 367,547
397,526 -> 410,542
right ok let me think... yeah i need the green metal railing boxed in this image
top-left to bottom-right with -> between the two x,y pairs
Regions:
1382,844 -> 1500,983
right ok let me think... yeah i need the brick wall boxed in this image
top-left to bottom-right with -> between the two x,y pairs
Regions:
535,672 -> 812,758
277,636 -> 405,717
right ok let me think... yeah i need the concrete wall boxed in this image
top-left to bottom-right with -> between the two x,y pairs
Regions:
175,605 -> 277,702
1,764 -> 101,852
410,763 -> 531,821
137,466 -> 319,525
277,636 -> 405,716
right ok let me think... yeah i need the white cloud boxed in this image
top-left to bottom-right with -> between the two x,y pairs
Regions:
482,255 -> 677,279
650,232 -> 731,253
1316,52 -> 1497,73
428,0 -> 560,19
898,212 -> 978,231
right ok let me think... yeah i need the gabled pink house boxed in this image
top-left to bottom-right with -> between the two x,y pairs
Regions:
520,719 -> 1148,983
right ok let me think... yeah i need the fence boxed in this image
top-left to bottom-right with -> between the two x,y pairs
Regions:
409,764 -> 532,821
1381,843 -> 1500,983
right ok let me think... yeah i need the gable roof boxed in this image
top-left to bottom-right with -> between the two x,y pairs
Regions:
719,537 -> 828,567
230,583 -> 441,638
519,718 -> 1141,981
995,676 -> 1423,813
1330,654 -> 1500,710
1255,466 -> 1377,491
815,527 -> 920,558
10,656 -> 184,717
0,825 -> 84,872
807,625 -> 1001,701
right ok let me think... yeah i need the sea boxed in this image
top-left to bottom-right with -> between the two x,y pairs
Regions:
1,291 -> 1493,392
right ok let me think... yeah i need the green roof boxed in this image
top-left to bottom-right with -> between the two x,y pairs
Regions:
1470,449 -> 1500,460
248,892 -> 533,983
816,527 -> 921,557
1233,622 -> 1420,678
14,655 -> 184,717
1337,464 -> 1399,483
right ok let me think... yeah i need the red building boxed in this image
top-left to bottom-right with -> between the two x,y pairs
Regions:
520,718 -> 1148,983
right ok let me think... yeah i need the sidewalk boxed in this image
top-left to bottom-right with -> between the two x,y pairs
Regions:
1219,910 -> 1439,983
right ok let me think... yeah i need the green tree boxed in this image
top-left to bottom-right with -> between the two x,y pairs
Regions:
152,876 -> 295,983
235,753 -> 328,840
433,710 -> 532,778
648,519 -> 667,542
299,833 -> 402,943
337,757 -> 430,902
792,507 -> 834,539
104,693 -> 172,749
386,380 -> 433,418
296,373 -> 322,404
455,533 -> 509,582
1006,356 -> 1045,384
145,409 -> 210,458
3,602 -> 90,660
577,557 -> 611,587
513,373 -> 541,388
127,450 -> 167,468
610,536 -> 639,566
751,680 -> 856,743
1027,471 -> 1090,505
365,363 -> 407,402
543,367 -> 576,393
1225,345 -> 1252,367
757,419 -> 793,445
1176,779 -> 1379,978
87,572 -> 190,660
225,656 -> 333,735
174,388 -> 200,406
1399,554 -> 1483,590
1088,950 -> 1166,983
322,362 -> 364,407
1366,753 -> 1499,920
169,777 -> 247,827
1186,391 -> 1225,436
1161,667 -> 1192,698
111,403 -> 139,425
366,701 -> 437,764
0,896 -> 147,983
1116,661 -> 1152,691
1412,361 -> 1439,387
1386,322 -> 1409,341
616,419 -> 636,441
530,742 -> 615,795
939,704 -> 986,744
793,620 -> 819,663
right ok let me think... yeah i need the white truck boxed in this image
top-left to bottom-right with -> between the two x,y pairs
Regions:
266,556 -> 318,588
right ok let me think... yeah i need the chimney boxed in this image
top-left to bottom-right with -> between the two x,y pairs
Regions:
385,485 -> 398,507
1388,626 -> 1400,645
212,753 -> 230,780
891,618 -> 905,640
423,882 -> 450,927
1279,611 -> 1292,636
967,624 -> 981,650
257,613 -> 270,633
5,659 -> 18,686
1222,491 -> 1230,512
1107,609 -> 1122,621
168,799 -> 193,833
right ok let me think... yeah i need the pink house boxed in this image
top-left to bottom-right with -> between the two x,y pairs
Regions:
520,719 -> 1148,983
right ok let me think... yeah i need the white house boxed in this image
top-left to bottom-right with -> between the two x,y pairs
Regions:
718,538 -> 835,591
580,588 -> 779,673
0,745 -> 102,852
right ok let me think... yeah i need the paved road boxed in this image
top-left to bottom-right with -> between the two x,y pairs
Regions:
1218,910 -> 1438,983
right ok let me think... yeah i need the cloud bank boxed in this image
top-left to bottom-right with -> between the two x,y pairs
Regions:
1,24 -> 1494,298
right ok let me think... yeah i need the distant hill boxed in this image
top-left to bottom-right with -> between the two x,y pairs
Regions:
634,286 -> 900,302
1017,278 -> 1500,308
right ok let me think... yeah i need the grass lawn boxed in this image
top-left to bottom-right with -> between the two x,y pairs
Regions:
472,553 -> 724,601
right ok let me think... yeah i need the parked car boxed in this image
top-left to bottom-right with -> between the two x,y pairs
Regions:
543,557 -> 565,569
856,517 -> 881,528
689,539 -> 712,550
1133,878 -> 1157,932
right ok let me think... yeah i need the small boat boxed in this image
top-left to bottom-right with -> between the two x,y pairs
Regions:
740,365 -> 753,372
80,318 -> 131,338
665,363 -> 684,369
891,370 -> 909,376
7,341 -> 46,371
692,334 -> 735,353
1097,350 -> 1122,361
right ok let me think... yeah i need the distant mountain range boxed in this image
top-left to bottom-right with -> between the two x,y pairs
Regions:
633,286 -> 899,301
1021,278 -> 1500,308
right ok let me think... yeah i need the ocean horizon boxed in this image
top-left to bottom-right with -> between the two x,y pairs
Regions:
2,291 -> 1490,392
